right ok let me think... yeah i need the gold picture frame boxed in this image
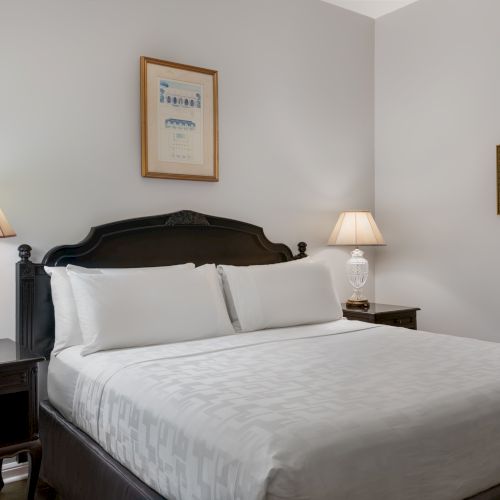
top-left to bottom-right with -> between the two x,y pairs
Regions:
497,145 -> 500,214
140,56 -> 219,181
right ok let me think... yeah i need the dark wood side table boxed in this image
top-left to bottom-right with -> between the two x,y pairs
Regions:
0,338 -> 43,499
342,303 -> 421,330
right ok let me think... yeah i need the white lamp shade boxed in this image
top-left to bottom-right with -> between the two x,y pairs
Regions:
328,211 -> 385,246
0,209 -> 16,238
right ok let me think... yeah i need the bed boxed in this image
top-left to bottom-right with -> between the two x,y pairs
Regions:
14,210 -> 500,500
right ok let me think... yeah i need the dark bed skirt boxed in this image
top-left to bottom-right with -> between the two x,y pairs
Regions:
39,400 -> 500,500
39,401 -> 165,500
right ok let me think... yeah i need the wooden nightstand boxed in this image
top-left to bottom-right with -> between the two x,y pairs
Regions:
0,338 -> 43,499
342,303 -> 421,330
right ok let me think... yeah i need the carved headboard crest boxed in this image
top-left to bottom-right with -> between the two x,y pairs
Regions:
164,210 -> 209,226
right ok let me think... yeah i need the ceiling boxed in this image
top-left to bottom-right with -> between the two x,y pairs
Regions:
321,0 -> 421,18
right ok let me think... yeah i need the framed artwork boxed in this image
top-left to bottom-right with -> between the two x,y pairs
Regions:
498,145 -> 500,214
140,56 -> 218,181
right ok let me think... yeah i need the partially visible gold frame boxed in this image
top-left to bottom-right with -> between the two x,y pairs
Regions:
497,145 -> 500,214
140,56 -> 219,181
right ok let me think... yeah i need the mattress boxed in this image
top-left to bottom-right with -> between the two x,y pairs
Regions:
48,320 -> 500,500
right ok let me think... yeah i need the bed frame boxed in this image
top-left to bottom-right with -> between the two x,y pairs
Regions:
15,210 -> 305,499
14,209 -> 500,500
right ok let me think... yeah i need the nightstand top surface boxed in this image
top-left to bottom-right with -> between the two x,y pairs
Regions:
342,303 -> 421,315
0,339 -> 44,365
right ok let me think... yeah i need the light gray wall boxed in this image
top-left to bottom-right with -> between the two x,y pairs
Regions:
0,0 -> 375,339
375,0 -> 500,340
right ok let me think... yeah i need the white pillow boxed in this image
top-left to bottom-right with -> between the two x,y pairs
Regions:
45,266 -> 84,356
217,260 -> 342,332
45,263 -> 195,356
68,264 -> 234,355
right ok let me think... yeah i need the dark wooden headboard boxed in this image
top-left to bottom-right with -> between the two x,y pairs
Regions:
16,210 -> 307,359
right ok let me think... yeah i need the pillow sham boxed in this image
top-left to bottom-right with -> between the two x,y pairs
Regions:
68,264 -> 234,355
45,263 -> 195,356
218,260 -> 342,332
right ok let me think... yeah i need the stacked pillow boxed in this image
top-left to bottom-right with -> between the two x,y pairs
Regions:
45,263 -> 234,355
45,258 -> 342,356
217,260 -> 343,332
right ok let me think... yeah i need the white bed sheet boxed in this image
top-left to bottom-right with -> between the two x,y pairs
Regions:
48,320 -> 500,500
47,345 -> 88,420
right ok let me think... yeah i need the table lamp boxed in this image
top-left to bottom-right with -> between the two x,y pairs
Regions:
328,210 -> 385,308
0,208 -> 16,238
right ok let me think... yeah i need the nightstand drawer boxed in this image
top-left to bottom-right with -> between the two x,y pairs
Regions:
377,313 -> 416,329
0,366 -> 29,394
0,391 -> 31,446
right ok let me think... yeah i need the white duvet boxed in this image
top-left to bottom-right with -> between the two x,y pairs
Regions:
48,320 -> 500,500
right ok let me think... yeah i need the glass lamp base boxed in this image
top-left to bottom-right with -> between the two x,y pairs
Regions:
346,298 -> 369,308
346,290 -> 369,308
346,249 -> 370,308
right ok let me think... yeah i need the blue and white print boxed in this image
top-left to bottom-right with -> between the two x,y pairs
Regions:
158,78 -> 204,165
159,80 -> 201,108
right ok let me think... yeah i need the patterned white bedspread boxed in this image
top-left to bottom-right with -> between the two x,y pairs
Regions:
64,320 -> 500,500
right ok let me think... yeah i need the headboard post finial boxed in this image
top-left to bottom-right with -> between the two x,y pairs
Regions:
18,244 -> 32,263
295,242 -> 308,260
